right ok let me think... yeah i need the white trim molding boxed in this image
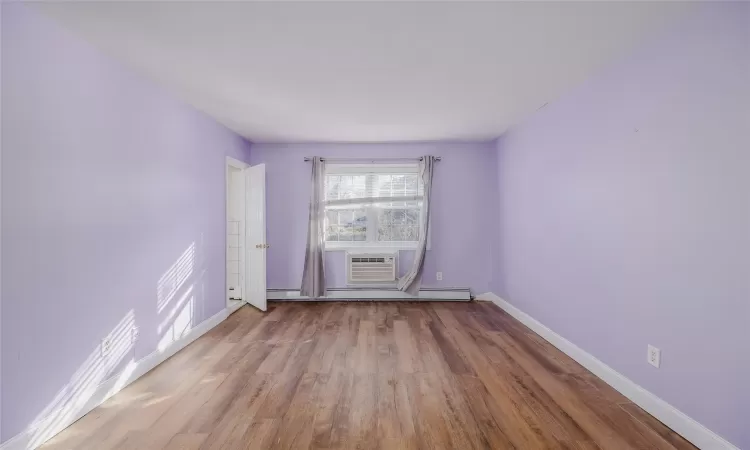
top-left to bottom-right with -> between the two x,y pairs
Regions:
0,306 -> 238,450
225,155 -> 249,170
476,292 -> 739,450
227,300 -> 246,315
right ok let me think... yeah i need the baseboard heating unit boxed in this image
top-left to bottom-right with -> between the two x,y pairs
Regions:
267,287 -> 472,301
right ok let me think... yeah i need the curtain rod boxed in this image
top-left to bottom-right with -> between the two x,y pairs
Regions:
303,156 -> 441,162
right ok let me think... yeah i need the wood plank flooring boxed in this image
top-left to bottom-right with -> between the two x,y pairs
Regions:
42,302 -> 695,450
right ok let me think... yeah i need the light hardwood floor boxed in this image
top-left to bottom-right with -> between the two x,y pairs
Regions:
42,302 -> 695,450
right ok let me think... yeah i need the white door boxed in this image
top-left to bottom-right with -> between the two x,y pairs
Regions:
244,164 -> 267,311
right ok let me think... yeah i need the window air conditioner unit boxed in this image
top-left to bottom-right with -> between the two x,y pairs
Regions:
346,252 -> 397,285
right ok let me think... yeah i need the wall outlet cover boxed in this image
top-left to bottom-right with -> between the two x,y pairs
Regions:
436,272 -> 443,281
101,337 -> 112,356
647,344 -> 661,368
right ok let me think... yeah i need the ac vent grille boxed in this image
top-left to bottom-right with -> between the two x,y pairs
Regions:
351,257 -> 386,263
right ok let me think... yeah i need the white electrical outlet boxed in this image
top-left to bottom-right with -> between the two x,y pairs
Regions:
131,326 -> 140,344
436,272 -> 443,281
647,344 -> 661,368
101,337 -> 112,356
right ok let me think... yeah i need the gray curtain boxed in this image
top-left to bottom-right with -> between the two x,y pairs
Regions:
300,157 -> 327,298
398,155 -> 435,295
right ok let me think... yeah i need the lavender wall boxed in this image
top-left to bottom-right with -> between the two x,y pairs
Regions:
250,143 -> 497,295
1,4 -> 250,442
492,4 -> 749,448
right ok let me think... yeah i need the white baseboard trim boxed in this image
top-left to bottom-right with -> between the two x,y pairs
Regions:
0,306 -> 233,450
476,292 -> 738,450
475,292 -> 504,303
227,300 -> 245,314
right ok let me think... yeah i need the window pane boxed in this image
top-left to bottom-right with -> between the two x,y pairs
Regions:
325,174 -> 367,201
392,175 -> 406,196
405,174 -> 418,194
379,175 -> 391,204
326,175 -> 341,200
390,226 -> 407,241
339,225 -> 353,241
394,226 -> 406,241
325,208 -> 366,242
377,207 -> 420,242
353,175 -> 366,198
366,172 -> 422,208
336,175 -> 365,200
403,226 -> 418,241
341,176 -> 353,199
326,225 -> 339,241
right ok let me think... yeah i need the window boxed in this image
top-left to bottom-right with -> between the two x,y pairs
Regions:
324,164 -> 425,249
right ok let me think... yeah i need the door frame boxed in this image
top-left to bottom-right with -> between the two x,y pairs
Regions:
226,156 -> 248,310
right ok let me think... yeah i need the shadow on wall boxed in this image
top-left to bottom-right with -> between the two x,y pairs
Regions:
20,240 -> 208,448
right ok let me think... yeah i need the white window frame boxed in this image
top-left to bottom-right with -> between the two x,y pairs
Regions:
324,163 -> 430,252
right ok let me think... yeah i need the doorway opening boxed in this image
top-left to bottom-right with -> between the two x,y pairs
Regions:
226,157 -> 247,312
226,157 -> 267,312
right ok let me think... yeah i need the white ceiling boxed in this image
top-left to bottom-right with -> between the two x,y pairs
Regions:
35,1 -> 692,143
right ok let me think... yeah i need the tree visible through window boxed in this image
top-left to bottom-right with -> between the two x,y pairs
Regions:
324,165 -> 423,247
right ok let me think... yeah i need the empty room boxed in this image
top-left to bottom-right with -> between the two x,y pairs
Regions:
1,1 -> 747,449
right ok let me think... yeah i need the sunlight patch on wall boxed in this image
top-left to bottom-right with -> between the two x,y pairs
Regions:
158,284 -> 195,335
157,297 -> 195,352
157,243 -> 195,313
26,311 -> 136,448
